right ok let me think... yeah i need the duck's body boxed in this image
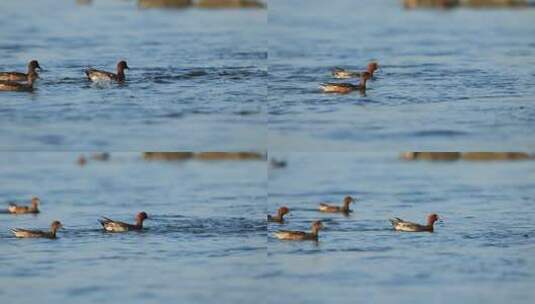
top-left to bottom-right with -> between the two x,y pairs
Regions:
320,72 -> 371,94
267,206 -> 290,223
85,61 -> 129,82
275,221 -> 324,241
0,77 -> 34,92
99,211 -> 147,232
390,214 -> 439,232
0,60 -> 41,82
331,62 -> 378,79
319,196 -> 355,213
11,221 -> 63,239
7,197 -> 40,214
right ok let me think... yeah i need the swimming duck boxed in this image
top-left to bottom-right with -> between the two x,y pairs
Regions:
0,77 -> 35,92
0,60 -> 41,82
274,220 -> 324,241
267,206 -> 290,223
320,72 -> 371,93
85,60 -> 129,82
8,197 -> 40,214
331,62 -> 378,79
11,221 -> 63,239
99,211 -> 148,232
319,196 -> 355,213
389,214 -> 439,232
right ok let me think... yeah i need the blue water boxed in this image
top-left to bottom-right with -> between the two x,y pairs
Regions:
0,153 -> 266,303
267,152 -> 535,303
0,0 -> 266,150
268,0 -> 535,150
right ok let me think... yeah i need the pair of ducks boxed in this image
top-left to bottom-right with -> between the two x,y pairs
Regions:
320,62 -> 379,94
0,60 -> 129,92
268,196 -> 440,241
7,197 -> 148,239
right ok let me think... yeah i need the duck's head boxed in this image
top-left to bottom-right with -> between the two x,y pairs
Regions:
312,220 -> 324,231
136,211 -> 148,222
428,214 -> 439,225
368,62 -> 378,73
31,196 -> 40,206
344,196 -> 356,205
117,60 -> 129,71
278,206 -> 290,216
29,60 -> 41,71
51,221 -> 63,230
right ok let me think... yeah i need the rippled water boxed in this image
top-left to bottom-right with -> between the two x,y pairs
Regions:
0,153 -> 266,303
0,0 -> 266,150
268,0 -> 535,150
267,152 -> 535,303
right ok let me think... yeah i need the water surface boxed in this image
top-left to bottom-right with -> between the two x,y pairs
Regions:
0,153 -> 266,303
0,0 -> 266,150
269,0 -> 535,150
267,152 -> 535,303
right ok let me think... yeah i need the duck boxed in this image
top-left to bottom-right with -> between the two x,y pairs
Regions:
331,62 -> 378,79
274,220 -> 324,241
85,60 -> 129,82
389,213 -> 440,232
11,221 -> 63,239
99,211 -> 148,232
0,77 -> 35,92
7,197 -> 40,214
0,60 -> 41,82
267,206 -> 290,223
320,72 -> 371,94
319,196 -> 355,213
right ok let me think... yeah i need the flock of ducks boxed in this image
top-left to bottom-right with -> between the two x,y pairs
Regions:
6,194 -> 439,240
268,196 -> 440,241
320,62 -> 379,94
0,60 -> 130,92
5,196 -> 147,239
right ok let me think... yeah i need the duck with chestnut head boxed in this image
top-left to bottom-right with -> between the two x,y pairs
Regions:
274,220 -> 324,241
268,206 -> 290,223
332,62 -> 379,79
8,197 -> 40,214
85,60 -> 129,82
390,214 -> 440,232
11,221 -> 63,239
319,196 -> 355,214
320,72 -> 371,94
99,211 -> 148,232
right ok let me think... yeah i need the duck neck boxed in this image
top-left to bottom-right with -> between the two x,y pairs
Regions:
342,201 -> 351,211
427,219 -> 436,231
136,218 -> 144,228
117,68 -> 125,81
359,77 -> 367,89
311,226 -> 320,236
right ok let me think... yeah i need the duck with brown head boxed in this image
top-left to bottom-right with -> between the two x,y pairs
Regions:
390,213 -> 440,232
268,206 -> 290,223
11,221 -> 63,239
331,61 -> 379,79
99,211 -> 148,232
0,60 -> 41,82
274,220 -> 324,241
319,196 -> 356,213
320,72 -> 371,94
85,60 -> 129,82
8,197 -> 40,214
